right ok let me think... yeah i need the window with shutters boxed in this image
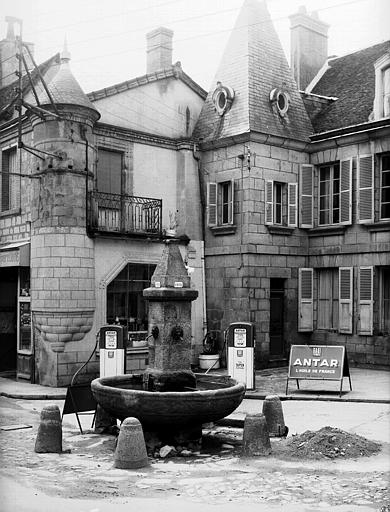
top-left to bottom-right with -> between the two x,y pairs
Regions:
380,153 -> 390,220
207,180 -> 235,229
265,180 -> 297,227
317,269 -> 338,330
1,147 -> 19,213
317,160 -> 351,226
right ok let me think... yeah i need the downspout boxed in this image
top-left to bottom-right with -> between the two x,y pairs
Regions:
193,143 -> 208,339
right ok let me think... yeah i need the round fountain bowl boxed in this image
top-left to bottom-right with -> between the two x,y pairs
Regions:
91,374 -> 246,431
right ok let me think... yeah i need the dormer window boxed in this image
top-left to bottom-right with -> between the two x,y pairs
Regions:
373,52 -> 390,119
212,82 -> 235,116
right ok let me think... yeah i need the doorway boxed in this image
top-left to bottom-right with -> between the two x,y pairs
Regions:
0,267 -> 17,376
269,278 -> 285,358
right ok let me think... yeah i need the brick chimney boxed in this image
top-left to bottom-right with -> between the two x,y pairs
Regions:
289,6 -> 329,91
146,27 -> 173,73
0,16 -> 34,88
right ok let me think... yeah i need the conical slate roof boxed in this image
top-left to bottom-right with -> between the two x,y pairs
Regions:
193,0 -> 312,142
36,53 -> 99,116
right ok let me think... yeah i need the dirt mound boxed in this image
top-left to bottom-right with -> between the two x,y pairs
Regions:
284,426 -> 381,460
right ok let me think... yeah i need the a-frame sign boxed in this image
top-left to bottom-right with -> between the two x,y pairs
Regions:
286,345 -> 352,397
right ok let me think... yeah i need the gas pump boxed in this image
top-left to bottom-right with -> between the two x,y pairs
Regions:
99,325 -> 127,377
227,322 -> 255,390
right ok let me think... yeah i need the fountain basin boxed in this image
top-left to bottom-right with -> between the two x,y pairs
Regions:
91,373 -> 246,431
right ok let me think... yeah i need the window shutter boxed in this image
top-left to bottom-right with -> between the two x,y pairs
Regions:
340,158 -> 352,225
339,267 -> 353,334
300,164 -> 313,228
357,155 -> 374,223
358,266 -> 373,335
207,182 -> 217,226
229,179 -> 235,224
265,180 -> 273,225
288,182 -> 298,227
298,268 -> 313,331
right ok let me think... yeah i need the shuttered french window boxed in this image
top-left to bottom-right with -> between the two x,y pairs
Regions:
300,164 -> 313,228
207,182 -> 217,226
358,266 -> 374,335
339,267 -> 353,334
288,183 -> 298,227
357,155 -> 374,223
340,158 -> 352,225
298,268 -> 313,331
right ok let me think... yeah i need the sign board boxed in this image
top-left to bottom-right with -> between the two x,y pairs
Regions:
286,345 -> 352,397
62,383 -> 97,434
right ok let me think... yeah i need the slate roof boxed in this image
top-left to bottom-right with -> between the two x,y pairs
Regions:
36,57 -> 99,116
193,0 -> 313,143
310,40 -> 390,133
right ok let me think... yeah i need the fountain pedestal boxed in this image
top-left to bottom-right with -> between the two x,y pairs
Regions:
143,241 -> 198,393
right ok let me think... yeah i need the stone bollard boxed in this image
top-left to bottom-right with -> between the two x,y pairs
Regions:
34,405 -> 62,453
114,417 -> 149,469
262,394 -> 288,437
242,413 -> 271,456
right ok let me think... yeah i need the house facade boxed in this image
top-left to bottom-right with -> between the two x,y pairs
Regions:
194,1 -> 389,368
0,0 -> 389,386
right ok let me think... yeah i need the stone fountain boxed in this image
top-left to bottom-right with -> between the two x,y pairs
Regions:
91,241 -> 246,444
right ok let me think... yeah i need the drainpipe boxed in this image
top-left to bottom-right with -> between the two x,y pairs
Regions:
193,142 -> 208,339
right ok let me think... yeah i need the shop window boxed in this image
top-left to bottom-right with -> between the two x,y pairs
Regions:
106,263 -> 155,332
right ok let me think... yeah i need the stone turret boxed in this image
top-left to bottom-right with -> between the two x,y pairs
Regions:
30,46 -> 100,386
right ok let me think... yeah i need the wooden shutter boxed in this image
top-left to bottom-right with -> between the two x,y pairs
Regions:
298,268 -> 313,331
288,182 -> 298,227
207,182 -> 217,226
300,164 -> 313,228
339,267 -> 353,334
358,155 -> 374,223
358,266 -> 373,335
9,148 -> 19,210
340,158 -> 352,225
265,180 -> 273,224
228,179 -> 235,224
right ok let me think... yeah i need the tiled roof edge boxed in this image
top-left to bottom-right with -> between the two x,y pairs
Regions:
87,64 -> 206,101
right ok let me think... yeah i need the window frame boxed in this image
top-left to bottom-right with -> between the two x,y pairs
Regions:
318,162 -> 340,226
380,152 -> 390,220
207,180 -> 235,228
1,145 -> 19,214
266,180 -> 297,228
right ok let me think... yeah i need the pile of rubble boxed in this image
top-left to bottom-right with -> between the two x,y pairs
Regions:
284,426 -> 381,460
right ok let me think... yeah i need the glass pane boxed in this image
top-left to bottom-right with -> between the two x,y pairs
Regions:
19,302 -> 31,351
382,170 -> 390,187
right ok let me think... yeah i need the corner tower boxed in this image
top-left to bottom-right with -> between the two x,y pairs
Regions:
30,47 -> 100,386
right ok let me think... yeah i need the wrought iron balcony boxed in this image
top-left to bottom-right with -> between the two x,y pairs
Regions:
88,191 -> 162,238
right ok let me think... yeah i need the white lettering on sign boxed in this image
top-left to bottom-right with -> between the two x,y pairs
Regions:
293,358 -> 339,367
174,281 -> 183,288
234,328 -> 246,347
155,281 -> 161,288
105,331 -> 117,349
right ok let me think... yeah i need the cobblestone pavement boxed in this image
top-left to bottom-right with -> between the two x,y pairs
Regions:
0,396 -> 389,511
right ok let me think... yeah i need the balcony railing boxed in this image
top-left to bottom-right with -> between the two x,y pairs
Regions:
88,191 -> 162,237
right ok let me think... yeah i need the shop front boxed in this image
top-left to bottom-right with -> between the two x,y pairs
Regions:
0,241 -> 32,380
